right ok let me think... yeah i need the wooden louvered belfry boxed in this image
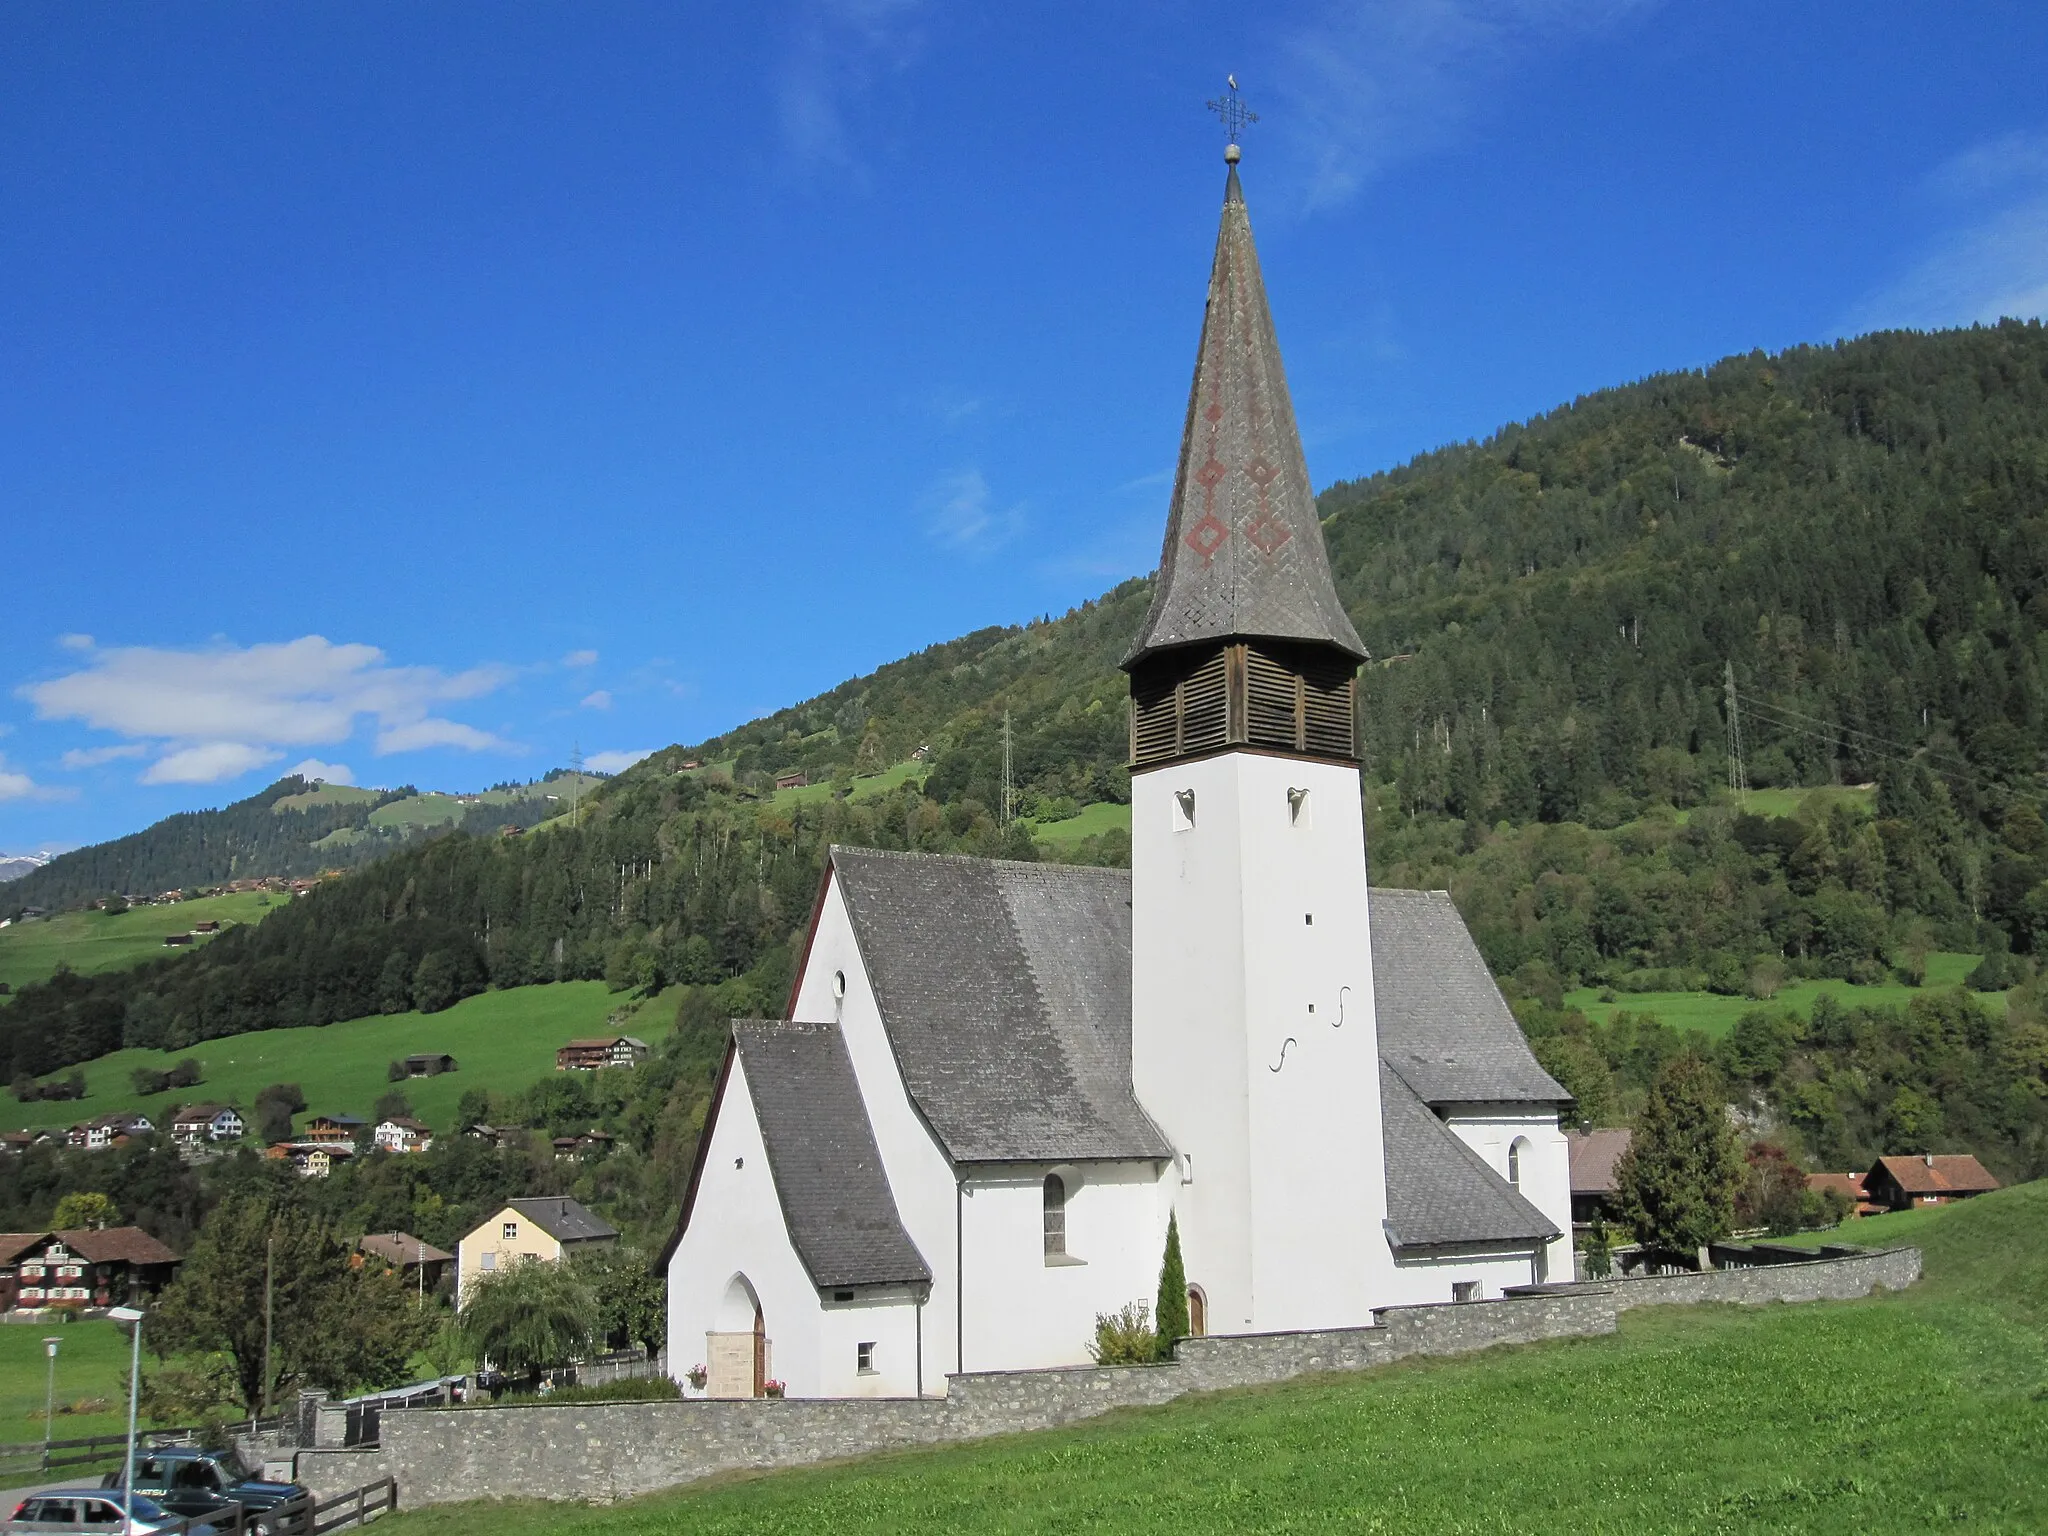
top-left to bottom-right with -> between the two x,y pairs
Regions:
1129,641 -> 1356,768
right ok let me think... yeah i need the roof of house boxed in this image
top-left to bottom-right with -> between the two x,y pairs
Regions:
1379,1064 -> 1560,1251
830,847 -> 1172,1164
560,1036 -> 644,1051
1806,1172 -> 1867,1200
1565,1128 -> 1634,1195
358,1232 -> 454,1266
403,1053 -> 454,1063
502,1196 -> 618,1245
377,1117 -> 432,1133
1870,1154 -> 2001,1196
60,1226 -> 180,1265
1371,890 -> 1570,1107
309,1114 -> 366,1127
171,1103 -> 233,1123
0,1232 -> 46,1265
1122,162 -> 1367,669
733,1019 -> 931,1289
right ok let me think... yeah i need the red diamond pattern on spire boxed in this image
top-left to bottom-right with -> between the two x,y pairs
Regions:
1244,509 -> 1291,556
1185,513 -> 1229,563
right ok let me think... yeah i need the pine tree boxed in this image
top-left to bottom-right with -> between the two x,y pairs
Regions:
1615,1054 -> 1743,1260
1153,1211 -> 1188,1361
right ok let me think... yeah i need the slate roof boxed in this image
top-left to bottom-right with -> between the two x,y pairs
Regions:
734,1020 -> 931,1289
1379,1064 -> 1560,1251
504,1196 -> 618,1245
831,848 -> 1171,1164
1124,159 -> 1366,668
1370,889 -> 1570,1106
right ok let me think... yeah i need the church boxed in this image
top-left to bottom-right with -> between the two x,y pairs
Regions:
661,145 -> 1573,1401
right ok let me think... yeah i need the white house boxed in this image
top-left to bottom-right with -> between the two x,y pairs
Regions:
373,1117 -> 434,1154
662,146 -> 1573,1402
169,1105 -> 243,1146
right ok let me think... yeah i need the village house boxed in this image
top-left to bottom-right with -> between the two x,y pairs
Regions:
67,1113 -> 153,1151
662,152 -> 1573,1403
555,1036 -> 650,1071
1564,1128 -> 1633,1225
302,1114 -> 367,1143
773,771 -> 808,791
455,1196 -> 618,1306
0,1132 -> 33,1156
0,1228 -> 181,1311
169,1104 -> 244,1146
551,1129 -> 615,1160
1862,1153 -> 2001,1211
1805,1170 -> 1884,1217
357,1231 -> 454,1292
373,1116 -> 434,1154
401,1053 -> 459,1077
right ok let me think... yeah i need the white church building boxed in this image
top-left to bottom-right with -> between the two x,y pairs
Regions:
661,147 -> 1573,1401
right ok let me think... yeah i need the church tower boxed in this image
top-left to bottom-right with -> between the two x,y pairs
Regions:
1127,142 -> 1391,1334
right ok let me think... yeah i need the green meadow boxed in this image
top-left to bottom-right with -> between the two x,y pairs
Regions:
0,1318 -> 152,1446
0,893 -> 280,996
382,1182 -> 2048,1536
0,983 -> 674,1137
1027,800 -> 1130,846
1563,951 -> 1995,1039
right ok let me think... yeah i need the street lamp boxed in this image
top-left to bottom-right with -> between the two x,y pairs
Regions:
41,1337 -> 61,1466
107,1306 -> 143,1536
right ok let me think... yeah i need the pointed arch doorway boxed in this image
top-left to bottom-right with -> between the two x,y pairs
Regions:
708,1274 -> 772,1397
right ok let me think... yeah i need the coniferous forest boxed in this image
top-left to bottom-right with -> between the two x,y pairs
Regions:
6,322 -> 2048,1190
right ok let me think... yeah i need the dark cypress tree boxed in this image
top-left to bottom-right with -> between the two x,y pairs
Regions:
1614,1054 -> 1743,1260
1153,1211 -> 1188,1361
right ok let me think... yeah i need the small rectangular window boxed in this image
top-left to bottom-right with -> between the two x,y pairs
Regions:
480,1252 -> 496,1272
856,1341 -> 876,1374
502,1221 -> 518,1240
1453,1281 -> 1480,1303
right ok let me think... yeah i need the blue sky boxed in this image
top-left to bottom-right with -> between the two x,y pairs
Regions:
5,1 -> 2048,852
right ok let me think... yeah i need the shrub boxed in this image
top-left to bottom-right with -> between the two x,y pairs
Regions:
1967,951 -> 2024,991
1088,1302 -> 1157,1366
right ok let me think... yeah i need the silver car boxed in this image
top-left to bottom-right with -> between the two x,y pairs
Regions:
4,1492 -> 215,1535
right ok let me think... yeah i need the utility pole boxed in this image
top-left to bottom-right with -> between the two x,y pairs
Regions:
42,1336 -> 60,1466
1000,710 -> 1014,830
569,743 -> 584,829
1724,661 -> 1748,810
261,1233 -> 274,1420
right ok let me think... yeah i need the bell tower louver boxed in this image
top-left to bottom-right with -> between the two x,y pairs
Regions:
1127,145 -> 1392,1336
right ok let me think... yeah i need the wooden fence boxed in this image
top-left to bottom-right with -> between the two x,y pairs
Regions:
0,1427 -> 198,1478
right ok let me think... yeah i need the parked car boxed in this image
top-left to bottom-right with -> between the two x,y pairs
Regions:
100,1451 -> 309,1534
6,1490 -> 213,1535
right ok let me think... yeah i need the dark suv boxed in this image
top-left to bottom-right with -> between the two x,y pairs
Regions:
101,1450 -> 310,1534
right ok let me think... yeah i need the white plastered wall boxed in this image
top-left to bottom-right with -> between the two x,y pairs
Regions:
1443,1107 -> 1575,1283
1130,752 -> 1393,1335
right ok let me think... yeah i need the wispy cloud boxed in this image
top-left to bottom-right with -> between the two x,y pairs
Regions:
56,633 -> 94,652
562,649 -> 599,668
920,467 -> 1026,554
60,743 -> 147,770
21,636 -> 515,785
1275,0 -> 1651,210
586,748 -> 655,776
0,754 -> 38,803
580,690 -> 613,711
286,758 -> 355,785
1842,129 -> 2048,334
776,0 -> 927,176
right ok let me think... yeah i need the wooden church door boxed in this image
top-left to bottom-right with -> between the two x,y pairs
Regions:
752,1301 -> 767,1398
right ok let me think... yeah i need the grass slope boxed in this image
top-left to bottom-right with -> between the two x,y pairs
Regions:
0,982 -> 671,1136
1563,952 -> 1996,1039
0,1320 -> 154,1446
384,1185 -> 2048,1536
0,893 -> 281,996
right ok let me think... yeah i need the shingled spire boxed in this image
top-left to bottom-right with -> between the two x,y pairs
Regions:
1124,153 -> 1365,768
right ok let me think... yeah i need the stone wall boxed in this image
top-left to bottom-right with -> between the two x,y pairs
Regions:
366,1245 -> 1914,1507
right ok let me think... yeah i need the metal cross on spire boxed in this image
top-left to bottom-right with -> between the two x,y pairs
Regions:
1206,75 -> 1258,153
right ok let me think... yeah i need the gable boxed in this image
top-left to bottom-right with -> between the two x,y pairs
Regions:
1380,1063 -> 1560,1251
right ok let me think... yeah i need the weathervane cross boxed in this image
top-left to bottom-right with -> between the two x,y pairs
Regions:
1206,75 -> 1258,148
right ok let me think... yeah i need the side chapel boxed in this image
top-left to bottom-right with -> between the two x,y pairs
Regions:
662,144 -> 1573,1401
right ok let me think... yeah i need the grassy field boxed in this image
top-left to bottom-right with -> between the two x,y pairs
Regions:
0,982 -> 675,1136
765,761 -> 929,810
0,893 -> 282,996
379,1182 -> 2048,1534
1563,952 -> 1995,1039
1028,800 -> 1130,847
1667,784 -> 1877,825
0,1319 -> 152,1445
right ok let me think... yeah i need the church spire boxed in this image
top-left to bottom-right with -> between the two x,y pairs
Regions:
1123,150 -> 1365,671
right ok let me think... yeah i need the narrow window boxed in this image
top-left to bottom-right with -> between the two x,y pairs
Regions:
1453,1281 -> 1480,1303
502,1221 -> 518,1240
1043,1174 -> 1067,1258
856,1341 -> 876,1374
1508,1137 -> 1530,1191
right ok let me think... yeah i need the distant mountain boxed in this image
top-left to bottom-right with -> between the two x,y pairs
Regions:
0,772 -> 602,915
0,853 -> 54,885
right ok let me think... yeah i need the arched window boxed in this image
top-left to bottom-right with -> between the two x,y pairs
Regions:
1508,1137 -> 1531,1191
1042,1174 -> 1067,1258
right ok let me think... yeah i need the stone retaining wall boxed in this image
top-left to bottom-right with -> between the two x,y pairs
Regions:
364,1245 -> 1916,1507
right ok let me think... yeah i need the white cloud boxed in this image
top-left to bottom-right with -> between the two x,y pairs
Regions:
585,748 -> 655,776
1275,0 -> 1651,210
21,634 -> 515,786
142,742 -> 284,785
1842,130 -> 2048,334
580,690 -> 613,711
57,633 -> 94,652
921,467 -> 1026,553
60,744 -> 147,770
776,0 -> 927,175
285,758 -> 355,785
562,649 -> 599,668
0,755 -> 36,802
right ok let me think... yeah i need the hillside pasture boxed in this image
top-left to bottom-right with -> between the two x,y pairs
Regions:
0,982 -> 673,1136
0,1319 -> 158,1447
380,1183 -> 2047,1536
0,893 -> 281,996
1028,800 -> 1130,846
1564,952 -> 1995,1038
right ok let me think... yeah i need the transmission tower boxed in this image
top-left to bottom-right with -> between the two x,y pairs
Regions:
1723,662 -> 1748,809
1000,710 -> 1015,830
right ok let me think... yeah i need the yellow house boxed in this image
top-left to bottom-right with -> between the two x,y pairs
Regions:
455,1195 -> 619,1307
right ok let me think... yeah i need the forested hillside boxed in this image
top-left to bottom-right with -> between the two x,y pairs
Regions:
5,322 -> 2047,1183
